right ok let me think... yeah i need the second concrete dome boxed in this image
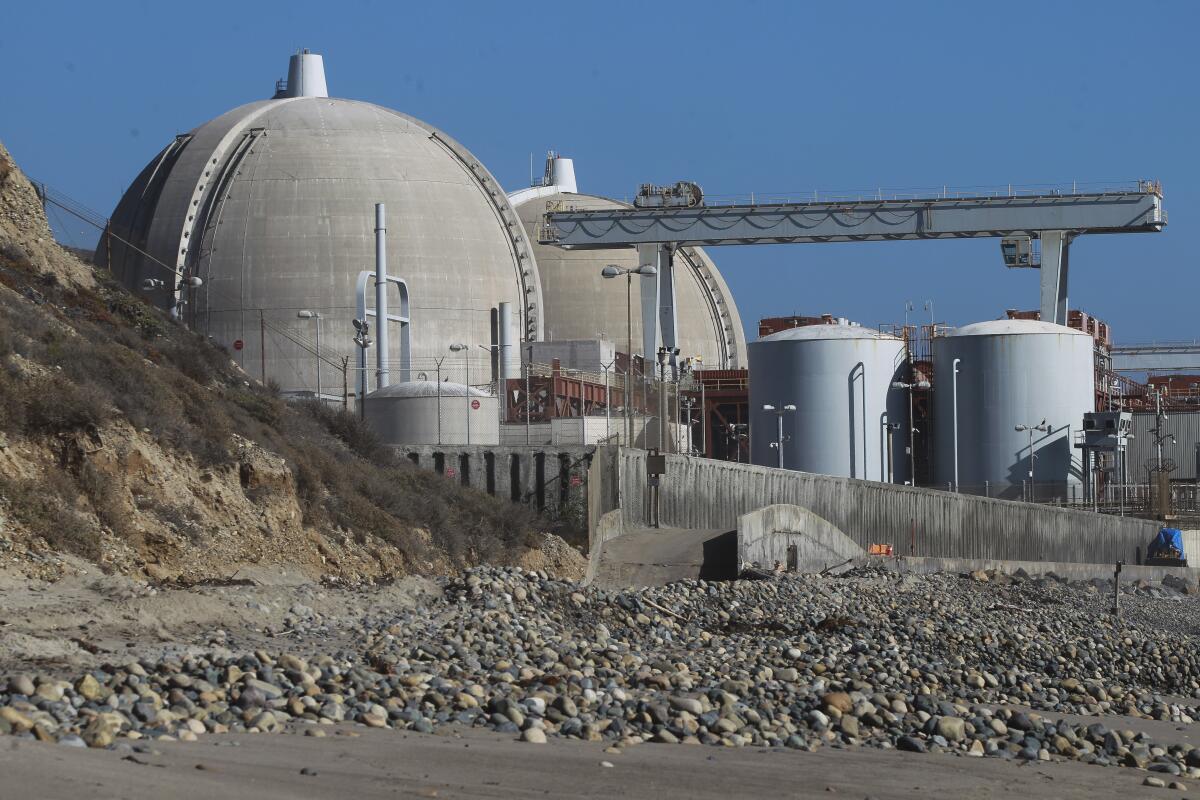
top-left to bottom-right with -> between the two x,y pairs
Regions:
509,156 -> 746,369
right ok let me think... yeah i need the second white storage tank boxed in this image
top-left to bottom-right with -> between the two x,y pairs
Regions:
748,324 -> 909,481
932,320 -> 1094,500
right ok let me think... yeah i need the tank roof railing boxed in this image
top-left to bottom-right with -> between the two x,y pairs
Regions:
693,179 -> 1162,209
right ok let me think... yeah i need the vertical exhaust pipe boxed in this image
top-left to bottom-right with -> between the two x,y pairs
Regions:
498,301 -> 515,420
375,204 -> 389,390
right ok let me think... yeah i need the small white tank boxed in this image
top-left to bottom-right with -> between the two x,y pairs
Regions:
932,319 -> 1094,500
748,324 -> 909,481
364,381 -> 498,445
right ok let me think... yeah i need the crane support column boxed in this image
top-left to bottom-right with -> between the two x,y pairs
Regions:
1039,230 -> 1072,325
637,243 -> 680,375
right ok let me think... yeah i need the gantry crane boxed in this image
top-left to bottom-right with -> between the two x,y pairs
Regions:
541,181 -> 1165,370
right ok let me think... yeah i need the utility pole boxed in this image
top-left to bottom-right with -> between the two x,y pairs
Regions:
260,309 -> 267,384
525,344 -> 532,446
601,359 -> 614,441
341,356 -> 349,409
433,355 -> 446,446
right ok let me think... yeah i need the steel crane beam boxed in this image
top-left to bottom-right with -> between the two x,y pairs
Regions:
541,183 -> 1165,327
540,187 -> 1164,248
1112,344 -> 1200,373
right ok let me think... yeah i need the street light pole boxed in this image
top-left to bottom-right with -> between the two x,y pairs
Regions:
352,318 -> 372,419
951,358 -> 961,492
681,397 -> 696,454
626,273 -> 633,445
777,410 -> 784,468
297,310 -> 322,400
762,403 -> 797,469
892,378 -> 930,486
1015,420 -> 1051,502
602,263 -> 658,447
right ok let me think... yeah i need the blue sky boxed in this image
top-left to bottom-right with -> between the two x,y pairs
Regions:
2,0 -> 1195,344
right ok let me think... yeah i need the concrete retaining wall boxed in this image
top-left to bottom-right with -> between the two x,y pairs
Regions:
736,504 -> 863,573
614,450 -> 1159,565
396,445 -> 592,520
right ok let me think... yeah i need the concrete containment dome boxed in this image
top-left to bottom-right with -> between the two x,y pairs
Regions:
101,53 -> 540,398
932,319 -> 1094,500
748,323 -> 909,481
509,155 -> 746,369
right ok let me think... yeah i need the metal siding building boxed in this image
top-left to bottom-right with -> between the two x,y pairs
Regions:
1127,410 -> 1200,481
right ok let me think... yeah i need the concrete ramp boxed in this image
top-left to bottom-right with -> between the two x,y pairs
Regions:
592,527 -> 736,589
737,504 -> 863,573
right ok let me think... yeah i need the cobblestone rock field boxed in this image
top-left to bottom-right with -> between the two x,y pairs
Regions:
3,565 -> 1200,789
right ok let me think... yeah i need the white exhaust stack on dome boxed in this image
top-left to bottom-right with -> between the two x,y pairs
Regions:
283,49 -> 328,98
542,151 -> 577,194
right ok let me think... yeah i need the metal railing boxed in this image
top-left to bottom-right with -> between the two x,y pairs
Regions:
546,181 -> 1161,215
692,179 -> 1160,209
1005,482 -> 1200,519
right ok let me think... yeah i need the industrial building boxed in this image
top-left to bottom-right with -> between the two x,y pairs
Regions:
92,48 -> 1184,522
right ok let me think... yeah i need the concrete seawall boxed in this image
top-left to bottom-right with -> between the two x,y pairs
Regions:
613,450 -> 1159,565
392,444 -> 1160,568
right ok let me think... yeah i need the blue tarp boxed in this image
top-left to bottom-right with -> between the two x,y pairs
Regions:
1151,528 -> 1184,558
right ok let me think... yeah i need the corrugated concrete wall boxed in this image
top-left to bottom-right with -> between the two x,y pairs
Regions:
614,450 -> 1159,565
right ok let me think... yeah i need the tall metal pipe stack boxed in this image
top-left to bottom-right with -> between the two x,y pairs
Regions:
497,302 -> 515,422
374,204 -> 389,390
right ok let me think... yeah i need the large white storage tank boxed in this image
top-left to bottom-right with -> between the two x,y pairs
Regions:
364,382 -> 499,446
748,324 -> 910,481
932,320 -> 1094,500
